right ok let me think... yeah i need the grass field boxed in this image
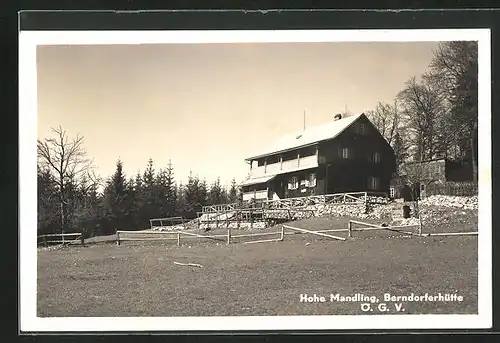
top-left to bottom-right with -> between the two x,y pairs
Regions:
37,214 -> 478,317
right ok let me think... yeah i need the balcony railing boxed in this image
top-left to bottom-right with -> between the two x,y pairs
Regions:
249,154 -> 318,178
242,190 -> 268,201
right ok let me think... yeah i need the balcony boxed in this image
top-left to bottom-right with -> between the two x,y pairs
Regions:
250,154 -> 318,178
242,190 -> 268,201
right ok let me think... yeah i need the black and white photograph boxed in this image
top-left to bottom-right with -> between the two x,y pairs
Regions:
19,28 -> 491,331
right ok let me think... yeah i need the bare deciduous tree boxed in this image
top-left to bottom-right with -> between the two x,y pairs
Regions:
366,100 -> 400,145
37,126 -> 95,234
429,41 -> 478,181
397,76 -> 447,162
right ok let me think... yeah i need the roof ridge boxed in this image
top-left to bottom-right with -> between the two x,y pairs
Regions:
245,113 -> 363,160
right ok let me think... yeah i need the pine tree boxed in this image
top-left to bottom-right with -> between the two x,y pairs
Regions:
155,168 -> 168,216
165,160 -> 177,217
73,173 -> 103,236
175,181 -> 186,217
37,166 -> 60,235
208,177 -> 224,205
198,178 -> 208,208
102,160 -> 129,233
184,171 -> 201,218
141,158 -> 156,224
132,171 -> 145,228
229,177 -> 238,203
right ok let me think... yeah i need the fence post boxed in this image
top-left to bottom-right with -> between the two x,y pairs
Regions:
80,233 -> 85,246
348,221 -> 352,238
250,209 -> 253,228
62,233 -> 65,245
237,210 -> 241,229
116,231 -> 120,246
227,228 -> 231,245
44,235 -> 47,247
364,192 -> 368,213
177,232 -> 181,246
280,225 -> 284,241
418,216 -> 423,236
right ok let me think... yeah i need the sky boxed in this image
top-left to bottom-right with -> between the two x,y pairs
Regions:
37,41 -> 439,189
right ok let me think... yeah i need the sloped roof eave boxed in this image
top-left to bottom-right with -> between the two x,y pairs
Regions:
244,142 -> 319,161
239,174 -> 276,187
244,113 -> 363,161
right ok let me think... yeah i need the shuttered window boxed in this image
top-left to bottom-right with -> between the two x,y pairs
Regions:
368,176 -> 380,190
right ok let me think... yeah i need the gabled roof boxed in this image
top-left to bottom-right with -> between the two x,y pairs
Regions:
245,113 -> 364,161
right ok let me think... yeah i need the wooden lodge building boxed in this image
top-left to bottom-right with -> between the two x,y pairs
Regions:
240,113 -> 396,202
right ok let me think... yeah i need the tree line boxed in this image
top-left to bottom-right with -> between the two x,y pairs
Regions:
37,129 -> 241,237
365,41 -> 478,183
37,42 -> 478,236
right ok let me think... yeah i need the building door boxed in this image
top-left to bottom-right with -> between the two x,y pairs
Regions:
276,180 -> 285,199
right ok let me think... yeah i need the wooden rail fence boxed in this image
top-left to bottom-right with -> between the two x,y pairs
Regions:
116,218 -> 477,247
348,219 -> 477,237
37,232 -> 84,247
283,225 -> 347,241
115,228 -> 284,246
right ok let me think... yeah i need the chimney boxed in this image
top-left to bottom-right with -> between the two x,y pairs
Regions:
333,113 -> 342,121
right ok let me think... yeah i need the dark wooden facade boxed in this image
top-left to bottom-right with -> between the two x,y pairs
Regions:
241,114 -> 396,201
316,115 -> 395,194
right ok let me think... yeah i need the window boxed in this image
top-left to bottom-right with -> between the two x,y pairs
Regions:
308,173 -> 317,187
267,155 -> 280,164
288,176 -> 299,190
389,187 -> 395,198
359,123 -> 365,134
368,176 -> 380,190
257,159 -> 265,167
341,147 -> 349,159
373,152 -> 381,163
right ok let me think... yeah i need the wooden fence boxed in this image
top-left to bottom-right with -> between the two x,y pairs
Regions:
193,191 -> 389,230
116,217 -> 477,247
117,225 -> 340,246
348,220 -> 421,237
37,232 -> 84,247
195,208 -> 316,229
348,219 -> 478,237
261,191 -> 388,209
201,203 -> 238,213
283,225 -> 346,241
115,228 -> 284,246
